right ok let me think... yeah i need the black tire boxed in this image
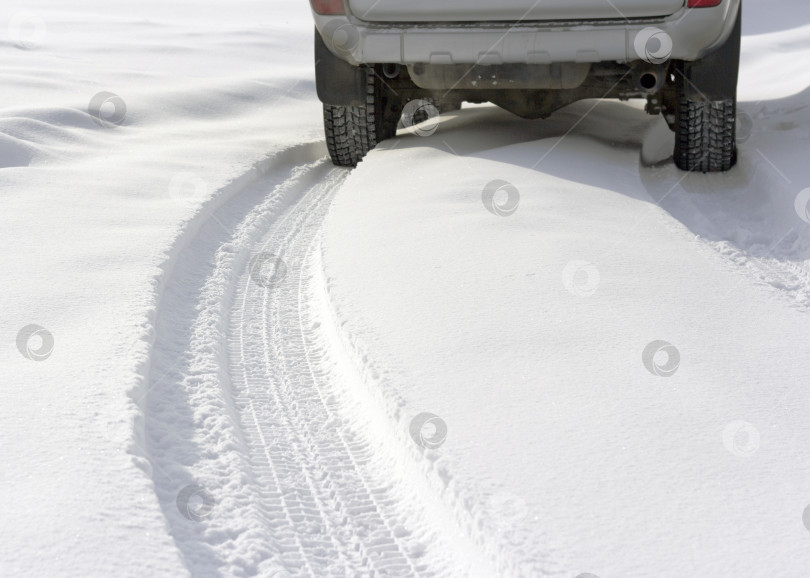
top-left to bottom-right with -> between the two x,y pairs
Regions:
323,104 -> 357,167
674,97 -> 736,173
324,68 -> 399,168
673,7 -> 741,173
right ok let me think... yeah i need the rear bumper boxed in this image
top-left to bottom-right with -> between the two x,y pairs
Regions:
314,1 -> 740,66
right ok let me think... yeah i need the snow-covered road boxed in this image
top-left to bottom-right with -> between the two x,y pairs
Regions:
3,1 -> 810,577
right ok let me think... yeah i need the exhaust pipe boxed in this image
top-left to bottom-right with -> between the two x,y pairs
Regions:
634,65 -> 666,94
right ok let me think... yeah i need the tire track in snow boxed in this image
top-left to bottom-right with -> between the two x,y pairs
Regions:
142,143 -> 337,577
231,174 -> 423,576
142,144 -> 489,577
711,238 -> 810,312
640,151 -> 810,315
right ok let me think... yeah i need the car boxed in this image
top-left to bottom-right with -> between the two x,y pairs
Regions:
311,0 -> 742,172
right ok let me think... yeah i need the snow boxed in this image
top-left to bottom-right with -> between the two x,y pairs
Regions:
321,102 -> 810,575
2,0 -> 810,576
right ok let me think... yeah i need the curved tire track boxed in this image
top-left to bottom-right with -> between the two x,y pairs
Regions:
141,145 -> 487,577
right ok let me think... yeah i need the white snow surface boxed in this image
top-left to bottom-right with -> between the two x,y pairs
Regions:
2,1 -> 810,577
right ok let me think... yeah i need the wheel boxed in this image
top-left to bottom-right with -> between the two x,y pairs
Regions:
673,7 -> 741,173
324,68 -> 399,167
674,97 -> 736,173
323,104 -> 357,167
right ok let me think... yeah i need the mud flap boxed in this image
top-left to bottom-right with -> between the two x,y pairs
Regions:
678,5 -> 741,101
315,28 -> 368,106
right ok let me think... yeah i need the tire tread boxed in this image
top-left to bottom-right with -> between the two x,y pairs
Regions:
324,71 -> 379,167
674,97 -> 737,173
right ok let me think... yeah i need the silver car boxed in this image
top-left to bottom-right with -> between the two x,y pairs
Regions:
311,0 -> 742,172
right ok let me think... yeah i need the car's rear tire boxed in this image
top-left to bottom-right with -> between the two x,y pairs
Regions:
674,97 -> 736,173
324,68 -> 399,167
673,6 -> 741,173
323,104 -> 357,167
